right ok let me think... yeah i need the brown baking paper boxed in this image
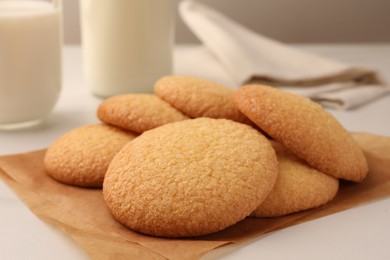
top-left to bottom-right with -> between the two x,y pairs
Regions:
1,133 -> 390,260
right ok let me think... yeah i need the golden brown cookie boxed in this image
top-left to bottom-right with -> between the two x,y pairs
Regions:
103,118 -> 278,237
154,75 -> 252,125
97,94 -> 188,133
234,84 -> 368,182
44,124 -> 137,188
252,142 -> 339,217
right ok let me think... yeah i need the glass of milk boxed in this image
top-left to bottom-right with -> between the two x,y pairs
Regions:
0,0 -> 62,130
80,0 -> 174,98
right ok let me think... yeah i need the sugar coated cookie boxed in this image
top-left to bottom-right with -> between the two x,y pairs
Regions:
103,118 -> 278,237
234,84 -> 368,182
252,142 -> 339,217
154,75 -> 252,124
97,94 -> 188,133
44,124 -> 137,187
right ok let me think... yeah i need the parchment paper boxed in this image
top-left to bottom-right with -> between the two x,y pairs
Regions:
0,133 -> 389,260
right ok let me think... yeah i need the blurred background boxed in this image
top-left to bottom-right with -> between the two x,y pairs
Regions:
63,0 -> 390,45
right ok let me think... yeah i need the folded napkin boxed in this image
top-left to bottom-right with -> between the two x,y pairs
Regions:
179,0 -> 390,109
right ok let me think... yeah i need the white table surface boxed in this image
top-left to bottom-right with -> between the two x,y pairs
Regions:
1,44 -> 390,260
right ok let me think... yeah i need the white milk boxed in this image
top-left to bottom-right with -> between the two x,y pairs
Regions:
0,0 -> 61,128
80,0 -> 174,97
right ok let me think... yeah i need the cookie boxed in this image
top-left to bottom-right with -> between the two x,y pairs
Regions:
97,94 -> 188,133
44,124 -> 137,187
103,118 -> 278,237
234,84 -> 368,182
252,142 -> 339,217
154,75 -> 252,125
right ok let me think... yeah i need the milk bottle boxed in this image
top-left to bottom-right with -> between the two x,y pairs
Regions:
80,0 -> 174,97
0,0 -> 62,129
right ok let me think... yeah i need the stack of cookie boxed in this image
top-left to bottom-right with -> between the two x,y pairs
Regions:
44,76 -> 368,238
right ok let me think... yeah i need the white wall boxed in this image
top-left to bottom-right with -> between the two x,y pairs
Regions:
63,0 -> 390,45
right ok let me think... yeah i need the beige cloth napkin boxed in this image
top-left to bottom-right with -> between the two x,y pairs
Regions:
179,0 -> 390,109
